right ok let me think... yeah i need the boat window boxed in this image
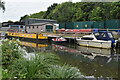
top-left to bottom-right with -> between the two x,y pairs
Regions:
101,33 -> 106,38
108,33 -> 113,38
94,33 -> 100,37
81,37 -> 94,40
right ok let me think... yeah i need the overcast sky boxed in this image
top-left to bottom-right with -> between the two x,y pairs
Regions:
0,0 -> 81,22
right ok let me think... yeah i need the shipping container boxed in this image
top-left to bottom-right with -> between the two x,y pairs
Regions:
65,22 -> 74,29
92,21 -> 104,29
73,21 -> 93,29
105,19 -> 120,29
59,19 -> 120,30
59,23 -> 66,29
73,22 -> 83,29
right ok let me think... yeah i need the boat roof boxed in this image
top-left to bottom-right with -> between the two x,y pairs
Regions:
94,31 -> 111,33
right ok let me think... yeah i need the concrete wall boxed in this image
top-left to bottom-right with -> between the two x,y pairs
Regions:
26,23 -> 56,33
26,25 -> 46,33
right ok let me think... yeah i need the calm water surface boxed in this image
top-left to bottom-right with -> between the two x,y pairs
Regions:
20,41 -> 120,79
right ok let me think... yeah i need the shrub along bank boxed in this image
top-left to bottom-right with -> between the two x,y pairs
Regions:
1,39 -> 84,79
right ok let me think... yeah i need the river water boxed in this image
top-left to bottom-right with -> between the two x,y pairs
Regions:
20,40 -> 120,79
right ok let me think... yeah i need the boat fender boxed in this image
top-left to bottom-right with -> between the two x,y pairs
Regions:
111,40 -> 116,47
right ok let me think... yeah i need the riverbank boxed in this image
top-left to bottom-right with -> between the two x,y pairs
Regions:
1,39 -> 84,79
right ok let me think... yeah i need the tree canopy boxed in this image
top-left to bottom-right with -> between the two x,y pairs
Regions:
20,2 -> 120,22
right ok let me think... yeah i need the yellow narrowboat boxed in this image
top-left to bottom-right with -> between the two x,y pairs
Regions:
6,32 -> 48,40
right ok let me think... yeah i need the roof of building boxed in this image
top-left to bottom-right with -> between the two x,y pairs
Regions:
28,18 -> 57,22
27,22 -> 53,26
0,27 -> 10,31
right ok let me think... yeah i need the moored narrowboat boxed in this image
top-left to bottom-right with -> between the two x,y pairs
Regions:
6,32 -> 48,42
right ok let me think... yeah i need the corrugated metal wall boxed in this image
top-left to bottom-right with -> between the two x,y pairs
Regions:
92,21 -> 104,29
59,23 -> 65,29
66,22 -> 74,29
73,22 -> 83,29
105,19 -> 120,29
59,19 -> 120,29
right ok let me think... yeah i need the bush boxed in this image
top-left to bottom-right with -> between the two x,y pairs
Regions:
47,65 -> 84,78
1,39 -> 24,65
8,53 -> 60,78
1,39 -> 84,79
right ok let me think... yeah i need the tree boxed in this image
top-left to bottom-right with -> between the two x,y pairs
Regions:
89,7 -> 104,21
20,2 -> 120,22
0,0 -> 5,11
48,2 -> 75,22
20,15 -> 29,22
43,3 -> 58,19
110,2 -> 120,19
29,11 -> 46,19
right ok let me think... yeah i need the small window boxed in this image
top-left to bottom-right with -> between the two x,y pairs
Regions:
29,26 -> 30,29
20,26 -> 23,28
108,33 -> 113,38
81,37 -> 94,40
94,33 -> 100,37
33,26 -> 34,29
37,26 -> 38,28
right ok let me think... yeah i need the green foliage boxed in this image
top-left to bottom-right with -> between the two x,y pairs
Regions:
1,39 -> 84,79
43,3 -> 58,19
7,53 -> 60,78
20,15 -> 29,22
20,2 -> 120,22
29,11 -> 46,19
8,53 -> 84,78
89,7 -> 104,21
1,39 -> 23,65
48,2 -> 75,22
2,69 -> 12,78
47,65 -> 84,78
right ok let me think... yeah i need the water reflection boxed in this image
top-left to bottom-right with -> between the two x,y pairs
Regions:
20,41 -> 119,78
20,41 -> 49,53
20,41 -> 48,48
52,43 -> 119,78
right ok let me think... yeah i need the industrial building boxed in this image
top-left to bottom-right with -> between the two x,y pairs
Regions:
22,18 -> 57,25
26,22 -> 57,33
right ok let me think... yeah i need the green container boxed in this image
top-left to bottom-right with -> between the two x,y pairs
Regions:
59,23 -> 65,29
73,21 -> 93,29
105,19 -> 120,29
65,22 -> 74,29
73,22 -> 83,29
92,21 -> 104,29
